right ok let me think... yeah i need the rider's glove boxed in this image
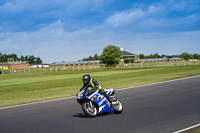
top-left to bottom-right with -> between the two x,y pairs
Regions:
88,90 -> 92,94
90,87 -> 97,93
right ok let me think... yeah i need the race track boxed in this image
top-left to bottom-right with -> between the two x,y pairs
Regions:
1,76 -> 200,133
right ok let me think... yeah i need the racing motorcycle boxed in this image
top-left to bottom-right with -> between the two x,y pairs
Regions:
76,87 -> 123,117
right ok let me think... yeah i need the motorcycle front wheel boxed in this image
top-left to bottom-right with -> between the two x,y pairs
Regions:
81,101 -> 98,117
113,99 -> 123,114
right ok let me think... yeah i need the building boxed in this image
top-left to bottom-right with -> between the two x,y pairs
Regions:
120,48 -> 137,64
51,60 -> 100,66
139,57 -> 184,63
0,58 -> 29,70
29,64 -> 50,68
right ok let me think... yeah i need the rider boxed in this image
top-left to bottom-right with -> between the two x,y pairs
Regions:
81,74 -> 117,107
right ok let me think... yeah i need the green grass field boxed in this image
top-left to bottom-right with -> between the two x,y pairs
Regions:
1,65 -> 200,108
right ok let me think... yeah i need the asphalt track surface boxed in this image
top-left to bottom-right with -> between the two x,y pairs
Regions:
1,76 -> 200,133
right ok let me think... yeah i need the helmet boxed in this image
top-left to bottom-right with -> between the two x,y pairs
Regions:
82,74 -> 90,85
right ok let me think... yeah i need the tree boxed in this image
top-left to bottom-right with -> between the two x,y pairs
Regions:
27,55 -> 43,64
82,53 -> 100,61
153,53 -> 160,58
21,56 -> 25,61
161,54 -> 166,58
94,53 -> 100,60
149,54 -> 153,59
179,52 -> 192,60
8,53 -> 17,59
28,55 -> 35,64
25,56 -> 28,61
100,45 -> 121,67
139,54 -> 145,59
2,54 -> 8,62
193,53 -> 199,60
0,53 -> 43,63
36,57 -> 42,64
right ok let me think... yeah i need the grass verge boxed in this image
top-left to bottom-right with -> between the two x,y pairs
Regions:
0,65 -> 200,108
181,126 -> 200,133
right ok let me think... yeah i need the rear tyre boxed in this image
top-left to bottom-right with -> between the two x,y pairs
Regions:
113,99 -> 123,114
81,101 -> 98,117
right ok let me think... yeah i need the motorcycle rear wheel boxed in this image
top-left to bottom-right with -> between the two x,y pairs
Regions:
81,101 -> 98,117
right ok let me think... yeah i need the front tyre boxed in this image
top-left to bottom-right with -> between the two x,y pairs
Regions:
81,101 -> 98,117
113,99 -> 123,114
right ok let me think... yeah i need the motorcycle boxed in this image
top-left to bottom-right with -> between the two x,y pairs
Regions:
76,87 -> 123,117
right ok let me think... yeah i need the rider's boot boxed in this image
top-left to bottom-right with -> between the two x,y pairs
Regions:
108,96 -> 118,110
98,89 -> 117,109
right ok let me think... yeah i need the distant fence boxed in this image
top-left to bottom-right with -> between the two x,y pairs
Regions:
0,60 -> 199,74
117,60 -> 200,68
1,65 -> 102,74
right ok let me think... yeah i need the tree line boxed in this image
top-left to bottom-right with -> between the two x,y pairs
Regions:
139,52 -> 200,60
82,53 -> 100,61
0,53 -> 42,64
83,51 -> 200,62
82,45 -> 200,66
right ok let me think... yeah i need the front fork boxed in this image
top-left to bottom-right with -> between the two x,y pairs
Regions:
88,101 -> 93,108
86,101 -> 96,113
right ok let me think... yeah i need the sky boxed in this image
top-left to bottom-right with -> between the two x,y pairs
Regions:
0,0 -> 200,63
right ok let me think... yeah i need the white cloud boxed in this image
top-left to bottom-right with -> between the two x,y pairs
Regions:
147,5 -> 165,13
103,0 -> 200,32
0,20 -> 109,63
91,0 -> 113,11
0,0 -> 109,17
0,2 -> 24,13
1,22 -> 200,63
1,0 -> 200,63
169,0 -> 186,11
104,3 -> 167,29
39,20 -> 64,32
106,9 -> 145,27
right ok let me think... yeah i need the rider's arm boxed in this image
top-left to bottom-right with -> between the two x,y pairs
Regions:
87,79 -> 99,93
90,79 -> 99,92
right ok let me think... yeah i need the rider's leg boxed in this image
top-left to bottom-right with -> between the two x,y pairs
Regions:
99,89 -> 117,104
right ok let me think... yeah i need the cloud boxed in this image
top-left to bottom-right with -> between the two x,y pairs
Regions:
0,0 -> 115,32
1,20 -> 200,63
0,2 -> 23,13
91,0 -> 114,11
0,20 -> 109,63
39,20 -> 63,32
170,1 -> 186,11
103,0 -> 200,32
1,0 -> 200,63
0,0 -> 112,15
104,3 -> 165,30
106,9 -> 145,27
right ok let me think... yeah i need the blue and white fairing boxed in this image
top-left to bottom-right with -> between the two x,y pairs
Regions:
87,89 -> 114,114
78,88 -> 114,114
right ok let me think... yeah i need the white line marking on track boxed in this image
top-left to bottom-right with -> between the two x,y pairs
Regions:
0,75 -> 200,110
173,123 -> 200,133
